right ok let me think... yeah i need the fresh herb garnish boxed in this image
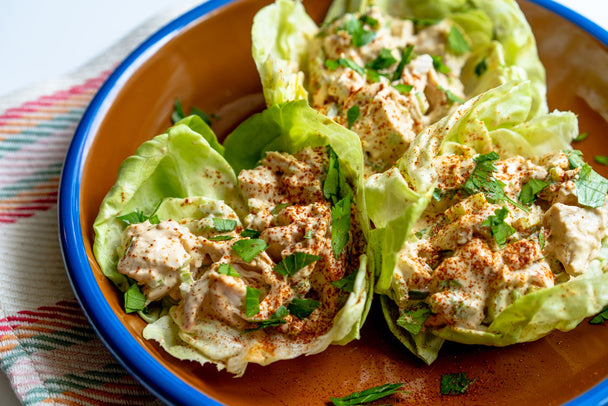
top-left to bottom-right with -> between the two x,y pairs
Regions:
474,58 -> 488,77
124,284 -> 146,314
304,230 -> 313,239
232,239 -> 268,262
365,48 -> 398,70
412,17 -> 443,27
431,55 -> 451,74
288,298 -> 321,319
358,14 -> 378,27
331,195 -> 351,257
338,58 -> 366,76
408,290 -> 430,300
440,372 -> 476,395
397,302 -> 431,335
212,218 -> 237,232
343,14 -> 377,47
172,98 -> 215,126
347,105 -> 360,129
463,152 -> 528,211
482,207 -> 516,247
323,146 -> 347,205
594,155 -> 608,165
590,305 -> 608,324
217,263 -> 240,277
245,286 -> 261,317
519,178 -> 549,206
564,149 -> 586,169
439,85 -> 464,103
240,228 -> 261,238
271,203 -> 290,215
447,26 -> 470,54
394,83 -> 414,94
392,45 -> 414,81
573,132 -> 589,142
330,383 -> 405,406
331,271 -> 357,292
246,305 -> 289,332
574,163 -> 608,207
208,235 -> 234,241
117,201 -> 161,225
538,228 -> 546,250
274,252 -> 322,277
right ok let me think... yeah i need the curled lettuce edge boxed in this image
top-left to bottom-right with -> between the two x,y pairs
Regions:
92,117 -> 244,292
366,80 -> 607,360
94,100 -> 373,375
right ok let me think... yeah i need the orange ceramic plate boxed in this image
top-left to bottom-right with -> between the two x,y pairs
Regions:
58,0 -> 608,404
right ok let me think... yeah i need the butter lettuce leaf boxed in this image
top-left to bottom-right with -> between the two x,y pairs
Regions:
252,0 -> 318,106
370,81 -> 579,362
93,119 -> 245,291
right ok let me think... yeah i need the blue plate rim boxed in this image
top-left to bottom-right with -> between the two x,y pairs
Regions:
57,0 -> 608,405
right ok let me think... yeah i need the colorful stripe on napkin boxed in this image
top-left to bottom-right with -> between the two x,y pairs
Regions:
0,73 -> 163,405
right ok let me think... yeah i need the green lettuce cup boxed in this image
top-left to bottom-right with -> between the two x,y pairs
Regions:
367,80 -> 608,363
93,101 -> 373,376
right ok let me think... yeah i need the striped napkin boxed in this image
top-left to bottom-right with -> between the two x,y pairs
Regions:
0,2 -> 202,404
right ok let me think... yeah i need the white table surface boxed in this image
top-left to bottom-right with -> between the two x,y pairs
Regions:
0,0 -> 607,404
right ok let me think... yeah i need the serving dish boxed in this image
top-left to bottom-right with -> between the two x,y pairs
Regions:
58,0 -> 608,404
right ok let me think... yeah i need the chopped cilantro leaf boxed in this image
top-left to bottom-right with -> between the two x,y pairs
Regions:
365,48 -> 398,70
438,85 -> 463,103
574,164 -> 608,207
412,17 -> 443,27
171,98 -> 186,123
212,218 -> 237,232
274,252 -> 322,277
573,132 -> 589,142
232,239 -> 268,262
347,105 -> 360,129
330,383 -> 405,406
440,372 -> 476,395
595,155 -> 608,165
590,304 -> 608,324
408,290 -> 430,300
325,59 -> 340,70
331,195 -> 351,257
394,84 -> 414,94
474,58 -> 488,77
208,235 -> 234,241
323,146 -> 348,205
124,284 -> 146,314
431,55 -> 450,74
338,57 -> 366,76
117,203 -> 161,225
331,271 -> 357,292
482,207 -> 516,247
271,203 -> 290,215
245,286 -> 261,317
190,106 -> 213,126
246,305 -> 289,332
343,15 -> 377,47
217,263 -> 240,277
358,14 -> 378,27
463,152 -> 528,211
397,302 -> 431,335
392,45 -> 415,81
447,26 -> 470,54
288,298 -> 321,319
519,178 -> 549,206
240,228 -> 261,238
564,149 -> 585,169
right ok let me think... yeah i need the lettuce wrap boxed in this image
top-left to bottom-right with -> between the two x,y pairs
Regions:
251,0 -> 547,173
93,101 -> 373,376
366,80 -> 608,364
